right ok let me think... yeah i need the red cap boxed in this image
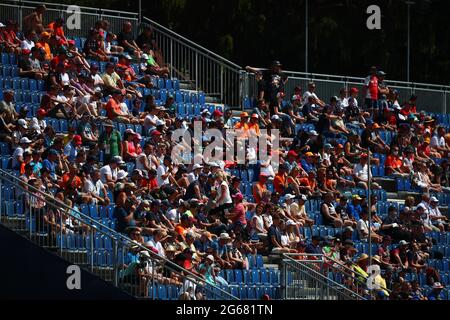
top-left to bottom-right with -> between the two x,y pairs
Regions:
350,87 -> 359,93
151,130 -> 162,136
287,150 -> 298,157
232,193 -> 244,201
37,109 -> 47,117
213,109 -> 224,117
73,135 -> 82,145
22,49 -> 31,55
361,153 -> 369,159
68,39 -> 75,45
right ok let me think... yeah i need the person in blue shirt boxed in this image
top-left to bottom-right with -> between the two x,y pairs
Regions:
427,282 -> 445,300
305,235 -> 323,255
30,149 -> 43,176
300,152 -> 316,173
64,134 -> 83,162
346,194 -> 363,221
42,149 -> 59,180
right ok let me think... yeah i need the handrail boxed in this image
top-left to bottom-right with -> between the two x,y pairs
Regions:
246,68 -> 450,91
282,253 -> 367,297
0,168 -> 238,300
282,254 -> 366,300
325,255 -> 392,295
142,17 -> 242,70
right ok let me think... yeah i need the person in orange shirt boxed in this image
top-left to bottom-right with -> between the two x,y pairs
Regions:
105,90 -> 130,123
384,146 -> 407,176
273,163 -> 289,194
248,113 -> 261,136
60,164 -> 82,190
19,150 -> 33,175
234,112 -> 250,138
47,18 -> 67,45
253,173 -> 269,204
35,31 -> 53,61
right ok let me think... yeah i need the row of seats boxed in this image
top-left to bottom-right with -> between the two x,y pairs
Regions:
0,77 -> 45,91
1,52 -> 17,65
218,268 -> 280,286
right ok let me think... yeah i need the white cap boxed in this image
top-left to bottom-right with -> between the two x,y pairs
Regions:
271,115 -> 280,121
300,194 -> 308,201
286,220 -> 298,226
192,164 -> 203,170
416,203 -> 427,210
206,255 -> 214,262
156,119 -> 166,126
117,170 -> 128,180
0,23 -> 5,28
309,130 -> 319,136
430,197 -> 439,203
18,119 -> 28,129
284,194 -> 295,200
141,54 -> 149,60
20,137 -> 32,144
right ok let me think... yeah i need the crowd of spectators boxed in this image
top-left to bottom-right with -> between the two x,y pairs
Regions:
0,5 -> 449,300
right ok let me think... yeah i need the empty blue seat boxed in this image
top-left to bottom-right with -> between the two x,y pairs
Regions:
251,269 -> 260,284
234,269 -> 243,283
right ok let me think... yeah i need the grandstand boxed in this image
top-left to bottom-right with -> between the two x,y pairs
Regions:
0,0 -> 449,301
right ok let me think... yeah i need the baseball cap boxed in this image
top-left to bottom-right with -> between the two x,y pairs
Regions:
20,137 -> 32,144
251,113 -> 259,119
352,194 -> 362,200
111,156 -> 125,165
430,197 -> 439,203
399,240 -> 409,246
305,152 -> 315,157
18,119 -> 28,129
232,193 -> 244,201
300,194 -> 308,201
151,130 -> 162,136
40,31 -> 51,38
72,135 -> 82,145
212,109 -> 224,117
349,87 -> 359,94
284,194 -> 296,200
37,109 -> 47,117
240,112 -> 249,118
308,130 -> 319,136
287,150 -> 298,157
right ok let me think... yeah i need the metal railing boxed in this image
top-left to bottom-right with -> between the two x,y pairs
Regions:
0,168 -> 237,300
242,70 -> 450,114
281,254 -> 366,300
142,17 -> 243,107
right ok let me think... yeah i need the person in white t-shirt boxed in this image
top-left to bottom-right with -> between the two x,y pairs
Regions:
21,30 -> 36,51
146,229 -> 166,258
83,168 -> 110,205
357,210 -> 382,243
99,156 -> 123,189
353,153 -> 381,190
430,126 -> 450,157
428,197 -> 449,232
302,82 -> 325,108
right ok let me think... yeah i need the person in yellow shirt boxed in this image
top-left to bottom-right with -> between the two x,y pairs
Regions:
248,113 -> 261,136
234,112 -> 250,138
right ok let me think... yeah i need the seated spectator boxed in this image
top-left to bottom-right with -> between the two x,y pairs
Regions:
356,210 -> 382,243
118,21 -> 142,58
353,153 -> 381,190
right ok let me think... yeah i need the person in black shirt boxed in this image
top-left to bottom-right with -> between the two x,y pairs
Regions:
268,215 -> 294,253
118,21 -> 142,58
246,61 -> 288,106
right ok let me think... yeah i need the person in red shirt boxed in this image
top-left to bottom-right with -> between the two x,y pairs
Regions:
225,193 -> 247,232
385,146 -> 407,176
363,66 -> 379,110
400,94 -> 418,116
2,20 -> 21,54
